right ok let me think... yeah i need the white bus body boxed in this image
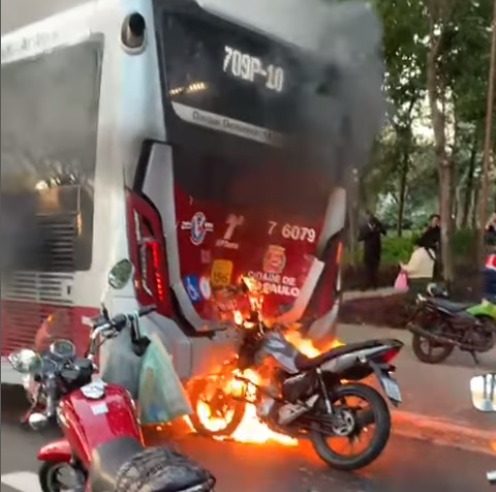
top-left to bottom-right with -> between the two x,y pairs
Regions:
1,0 -> 351,385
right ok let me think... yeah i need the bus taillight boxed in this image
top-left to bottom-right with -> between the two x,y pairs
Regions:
126,190 -> 172,316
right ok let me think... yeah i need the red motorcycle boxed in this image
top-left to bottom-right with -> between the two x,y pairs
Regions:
8,305 -> 215,492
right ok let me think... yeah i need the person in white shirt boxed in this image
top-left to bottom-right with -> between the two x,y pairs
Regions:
400,244 -> 436,298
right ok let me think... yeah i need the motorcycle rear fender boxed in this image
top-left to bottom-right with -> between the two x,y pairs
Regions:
38,438 -> 72,462
369,361 -> 401,406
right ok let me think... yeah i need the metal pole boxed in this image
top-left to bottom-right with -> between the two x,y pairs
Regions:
479,0 -> 496,264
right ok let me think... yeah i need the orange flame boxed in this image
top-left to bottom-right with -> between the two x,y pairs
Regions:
190,332 -> 344,447
233,310 -> 244,326
225,369 -> 297,446
285,329 -> 344,358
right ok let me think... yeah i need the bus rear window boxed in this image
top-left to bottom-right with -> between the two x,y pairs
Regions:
160,10 -> 303,137
1,37 -> 103,271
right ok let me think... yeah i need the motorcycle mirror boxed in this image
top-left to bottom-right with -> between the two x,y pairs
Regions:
28,412 -> 48,431
108,259 -> 133,289
470,374 -> 496,412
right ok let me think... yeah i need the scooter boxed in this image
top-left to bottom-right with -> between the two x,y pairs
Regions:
408,284 -> 496,364
8,305 -> 215,492
469,373 -> 496,485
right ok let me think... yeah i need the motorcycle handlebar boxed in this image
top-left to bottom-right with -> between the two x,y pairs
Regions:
91,305 -> 156,340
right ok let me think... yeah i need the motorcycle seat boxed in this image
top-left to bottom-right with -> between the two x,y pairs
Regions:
430,298 -> 473,313
90,437 -> 143,492
115,446 -> 216,492
295,339 -> 398,371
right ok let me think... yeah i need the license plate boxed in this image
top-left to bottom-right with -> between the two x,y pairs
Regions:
380,375 -> 402,403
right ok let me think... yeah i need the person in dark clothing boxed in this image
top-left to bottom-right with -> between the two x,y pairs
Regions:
417,214 -> 441,280
484,212 -> 496,299
358,210 -> 386,290
418,214 -> 441,250
485,212 -> 496,246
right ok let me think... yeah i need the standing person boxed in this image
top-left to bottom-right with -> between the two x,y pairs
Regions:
417,214 -> 441,280
485,212 -> 496,245
484,212 -> 496,299
358,210 -> 386,290
400,242 -> 437,300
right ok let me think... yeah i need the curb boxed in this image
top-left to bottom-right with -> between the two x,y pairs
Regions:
392,410 -> 496,456
342,288 -> 401,302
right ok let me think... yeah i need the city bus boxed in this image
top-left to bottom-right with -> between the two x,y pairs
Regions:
1,0 -> 381,384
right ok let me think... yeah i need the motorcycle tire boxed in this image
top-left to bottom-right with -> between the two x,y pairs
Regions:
412,332 -> 454,363
188,378 -> 245,437
310,383 -> 391,471
39,461 -> 84,492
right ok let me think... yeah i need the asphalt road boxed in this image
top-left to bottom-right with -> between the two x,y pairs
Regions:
1,387 -> 495,492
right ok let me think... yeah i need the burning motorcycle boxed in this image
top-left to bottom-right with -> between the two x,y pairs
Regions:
8,305 -> 215,492
408,284 -> 496,364
188,277 -> 404,470
469,373 -> 496,485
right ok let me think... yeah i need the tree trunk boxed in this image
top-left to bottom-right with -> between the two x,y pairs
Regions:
472,183 -> 480,229
397,148 -> 409,237
478,0 -> 496,264
461,133 -> 478,228
346,169 -> 361,267
426,30 -> 455,283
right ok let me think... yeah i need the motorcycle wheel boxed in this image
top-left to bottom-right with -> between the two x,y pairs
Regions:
188,379 -> 246,437
39,462 -> 85,492
310,383 -> 390,471
412,332 -> 454,363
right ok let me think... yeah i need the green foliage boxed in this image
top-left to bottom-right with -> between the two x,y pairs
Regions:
345,232 -> 418,266
382,234 -> 418,265
345,229 -> 478,268
359,0 -> 493,236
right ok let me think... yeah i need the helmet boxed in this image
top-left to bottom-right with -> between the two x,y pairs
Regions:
426,283 -> 448,298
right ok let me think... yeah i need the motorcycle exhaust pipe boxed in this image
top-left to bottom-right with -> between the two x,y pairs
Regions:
408,323 -> 486,352
408,323 -> 459,347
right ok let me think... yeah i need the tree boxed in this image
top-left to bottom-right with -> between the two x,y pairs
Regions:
374,0 -> 427,235
447,0 -> 493,231
479,0 -> 496,262
424,0 -> 459,282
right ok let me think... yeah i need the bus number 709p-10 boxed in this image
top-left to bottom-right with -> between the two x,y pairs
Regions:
223,45 -> 285,93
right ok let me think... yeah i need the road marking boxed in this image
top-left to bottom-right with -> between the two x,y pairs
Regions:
1,472 -> 42,492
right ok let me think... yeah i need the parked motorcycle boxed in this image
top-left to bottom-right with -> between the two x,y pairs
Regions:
8,305 -> 215,492
470,373 -> 496,485
408,284 -> 496,364
188,277 -> 404,471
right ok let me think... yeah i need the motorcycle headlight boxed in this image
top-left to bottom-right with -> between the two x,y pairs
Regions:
8,349 -> 41,374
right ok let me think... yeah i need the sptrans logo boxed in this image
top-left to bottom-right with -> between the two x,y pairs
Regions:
181,212 -> 214,246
